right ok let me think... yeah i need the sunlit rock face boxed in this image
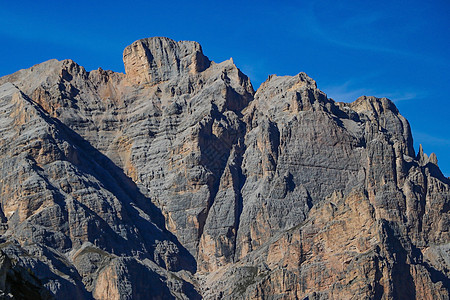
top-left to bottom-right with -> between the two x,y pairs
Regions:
0,37 -> 448,299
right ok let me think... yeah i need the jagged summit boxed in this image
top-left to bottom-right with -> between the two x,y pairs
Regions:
0,37 -> 448,299
123,37 -> 211,85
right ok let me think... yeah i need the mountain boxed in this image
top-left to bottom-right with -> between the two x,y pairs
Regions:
0,37 -> 448,299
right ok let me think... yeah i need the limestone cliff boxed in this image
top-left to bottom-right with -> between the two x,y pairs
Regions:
0,37 -> 448,299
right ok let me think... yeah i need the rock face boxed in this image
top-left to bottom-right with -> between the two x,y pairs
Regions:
0,250 -> 53,299
0,37 -> 448,299
123,37 -> 211,85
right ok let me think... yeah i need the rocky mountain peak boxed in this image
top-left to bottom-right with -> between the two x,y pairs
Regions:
0,37 -> 448,299
350,95 -> 399,117
123,37 -> 211,85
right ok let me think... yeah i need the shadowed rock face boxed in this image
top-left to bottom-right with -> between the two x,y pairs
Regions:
0,37 -> 448,299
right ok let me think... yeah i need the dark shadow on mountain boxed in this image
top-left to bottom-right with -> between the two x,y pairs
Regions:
57,119 -> 197,273
382,221 -> 416,300
422,261 -> 450,291
21,92 -> 198,276
122,258 -> 176,300
2,246 -> 92,300
410,245 -> 450,293
426,162 -> 450,185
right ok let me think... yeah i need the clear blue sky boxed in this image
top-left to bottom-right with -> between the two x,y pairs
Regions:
1,0 -> 449,176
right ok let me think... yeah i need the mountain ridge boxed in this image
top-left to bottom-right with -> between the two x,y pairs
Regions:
0,36 -> 448,299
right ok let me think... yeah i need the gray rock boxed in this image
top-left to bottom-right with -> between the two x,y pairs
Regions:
0,37 -> 448,299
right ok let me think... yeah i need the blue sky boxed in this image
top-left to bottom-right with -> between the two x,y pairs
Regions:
1,0 -> 449,176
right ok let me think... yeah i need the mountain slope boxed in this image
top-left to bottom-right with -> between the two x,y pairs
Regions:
0,37 -> 448,299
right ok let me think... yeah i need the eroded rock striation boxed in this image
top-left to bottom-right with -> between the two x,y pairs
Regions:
0,37 -> 448,299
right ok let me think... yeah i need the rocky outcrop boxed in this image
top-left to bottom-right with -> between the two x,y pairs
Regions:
123,37 -> 211,85
0,37 -> 448,299
0,250 -> 53,299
